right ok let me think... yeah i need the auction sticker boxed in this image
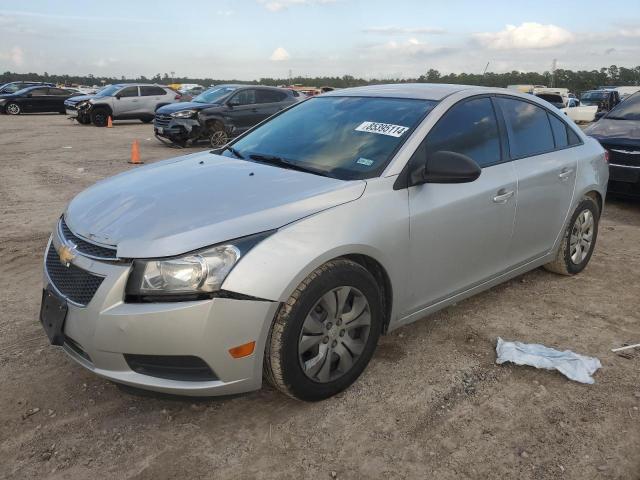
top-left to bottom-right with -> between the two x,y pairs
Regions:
355,121 -> 409,138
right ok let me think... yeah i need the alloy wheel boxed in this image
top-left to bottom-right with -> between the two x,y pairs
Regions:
6,103 -> 20,115
569,209 -> 594,264
210,130 -> 228,147
298,286 -> 371,383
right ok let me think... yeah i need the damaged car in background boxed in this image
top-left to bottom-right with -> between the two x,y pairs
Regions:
69,83 -> 180,126
154,85 -> 300,147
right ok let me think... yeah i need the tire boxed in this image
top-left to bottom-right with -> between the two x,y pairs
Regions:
264,258 -> 383,401
208,121 -> 229,148
77,113 -> 91,125
5,102 -> 21,115
544,196 -> 600,276
90,109 -> 109,127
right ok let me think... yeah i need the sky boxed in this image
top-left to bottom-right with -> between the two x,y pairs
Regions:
1,0 -> 639,80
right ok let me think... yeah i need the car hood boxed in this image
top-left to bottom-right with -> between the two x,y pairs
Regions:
65,94 -> 94,104
585,118 -> 640,144
65,152 -> 366,258
156,101 -> 218,114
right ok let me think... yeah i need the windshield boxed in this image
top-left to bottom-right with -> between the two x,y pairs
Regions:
224,96 -> 437,180
580,91 -> 608,105
94,85 -> 122,97
606,93 -> 640,120
193,86 -> 237,104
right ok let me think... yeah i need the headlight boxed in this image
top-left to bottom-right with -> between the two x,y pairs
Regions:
171,109 -> 197,119
125,232 -> 272,301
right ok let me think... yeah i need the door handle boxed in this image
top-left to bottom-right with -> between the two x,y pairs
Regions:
493,189 -> 514,204
251,108 -> 258,112
558,168 -> 573,181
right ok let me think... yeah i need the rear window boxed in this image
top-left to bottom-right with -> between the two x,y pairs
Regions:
548,113 -> 569,148
497,97 -> 555,158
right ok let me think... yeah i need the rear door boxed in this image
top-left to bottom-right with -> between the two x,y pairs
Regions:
140,86 -> 168,114
47,88 -> 71,112
255,89 -> 289,121
495,97 -> 577,265
406,96 -> 518,312
113,86 -> 140,117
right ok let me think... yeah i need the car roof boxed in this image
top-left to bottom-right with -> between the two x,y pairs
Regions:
320,83 -> 490,101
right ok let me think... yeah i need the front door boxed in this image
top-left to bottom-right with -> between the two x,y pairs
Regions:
226,89 -> 261,133
113,86 -> 140,117
494,97 -> 577,265
406,96 -> 517,313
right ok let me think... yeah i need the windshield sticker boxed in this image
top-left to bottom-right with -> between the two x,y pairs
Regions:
356,157 -> 375,166
355,121 -> 410,138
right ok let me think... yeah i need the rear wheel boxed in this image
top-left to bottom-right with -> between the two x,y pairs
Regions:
5,102 -> 21,115
544,196 -> 600,275
90,109 -> 109,127
264,259 -> 383,401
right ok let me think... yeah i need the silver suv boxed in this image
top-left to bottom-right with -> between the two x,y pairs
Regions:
67,83 -> 180,126
41,84 -> 607,401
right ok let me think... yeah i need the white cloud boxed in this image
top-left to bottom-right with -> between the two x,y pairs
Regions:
363,26 -> 445,35
257,0 -> 336,12
620,27 -> 640,38
270,47 -> 290,61
0,46 -> 24,66
474,22 -> 574,50
93,57 -> 118,68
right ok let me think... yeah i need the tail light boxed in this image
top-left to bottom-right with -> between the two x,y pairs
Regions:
604,150 -> 610,163
175,94 -> 181,100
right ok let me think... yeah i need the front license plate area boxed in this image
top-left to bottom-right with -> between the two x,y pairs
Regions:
156,127 -> 163,134
40,288 -> 68,346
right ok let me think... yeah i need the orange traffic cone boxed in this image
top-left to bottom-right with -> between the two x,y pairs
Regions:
129,140 -> 143,164
107,116 -> 113,128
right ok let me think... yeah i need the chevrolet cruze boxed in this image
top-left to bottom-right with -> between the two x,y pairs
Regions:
40,84 -> 608,401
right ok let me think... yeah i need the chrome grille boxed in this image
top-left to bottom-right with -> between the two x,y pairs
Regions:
45,245 -> 104,306
154,114 -> 172,128
59,218 -> 118,260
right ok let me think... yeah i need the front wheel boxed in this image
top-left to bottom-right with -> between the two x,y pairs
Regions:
90,109 -> 109,127
5,102 -> 21,115
208,122 -> 229,147
544,196 -> 600,275
264,259 -> 383,401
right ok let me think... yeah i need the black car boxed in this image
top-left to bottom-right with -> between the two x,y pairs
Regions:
585,92 -> 640,197
0,86 -> 80,115
580,90 -> 621,120
0,81 -> 55,95
154,85 -> 300,147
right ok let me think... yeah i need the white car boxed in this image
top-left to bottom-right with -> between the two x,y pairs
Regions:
562,98 -> 598,124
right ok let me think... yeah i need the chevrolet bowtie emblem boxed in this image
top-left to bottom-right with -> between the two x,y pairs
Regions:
56,243 -> 77,267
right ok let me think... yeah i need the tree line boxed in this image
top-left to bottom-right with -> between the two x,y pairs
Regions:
2,65 -> 639,94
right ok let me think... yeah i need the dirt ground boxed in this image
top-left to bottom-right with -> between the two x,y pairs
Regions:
0,114 -> 639,480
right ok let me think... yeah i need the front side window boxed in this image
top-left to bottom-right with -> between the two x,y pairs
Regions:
29,88 -> 48,96
423,97 -> 501,168
226,96 -> 436,180
497,97 -> 554,158
118,86 -> 139,97
230,89 -> 257,106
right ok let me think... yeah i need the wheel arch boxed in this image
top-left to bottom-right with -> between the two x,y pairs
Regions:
91,103 -> 113,116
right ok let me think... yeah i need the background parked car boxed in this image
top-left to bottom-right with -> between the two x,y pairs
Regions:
73,84 -> 181,127
0,86 -> 78,115
154,85 -> 300,147
64,85 -> 111,124
581,90 -> 621,120
585,91 -> 640,197
0,81 -> 55,94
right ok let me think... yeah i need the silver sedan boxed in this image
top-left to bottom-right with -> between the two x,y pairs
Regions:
40,84 -> 608,401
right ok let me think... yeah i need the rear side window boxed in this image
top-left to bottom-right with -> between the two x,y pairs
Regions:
423,97 -> 501,168
568,128 -> 581,146
30,88 -> 48,96
49,88 -> 70,96
118,86 -> 139,97
141,86 -> 167,96
497,97 -> 554,158
548,114 -> 569,148
257,89 -> 287,103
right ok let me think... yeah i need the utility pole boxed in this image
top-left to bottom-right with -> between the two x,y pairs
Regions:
170,71 -> 175,83
551,59 -> 557,87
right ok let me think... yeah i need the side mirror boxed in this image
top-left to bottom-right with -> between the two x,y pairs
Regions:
227,100 -> 239,107
414,151 -> 481,185
115,94 -> 121,100
26,93 -> 32,98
